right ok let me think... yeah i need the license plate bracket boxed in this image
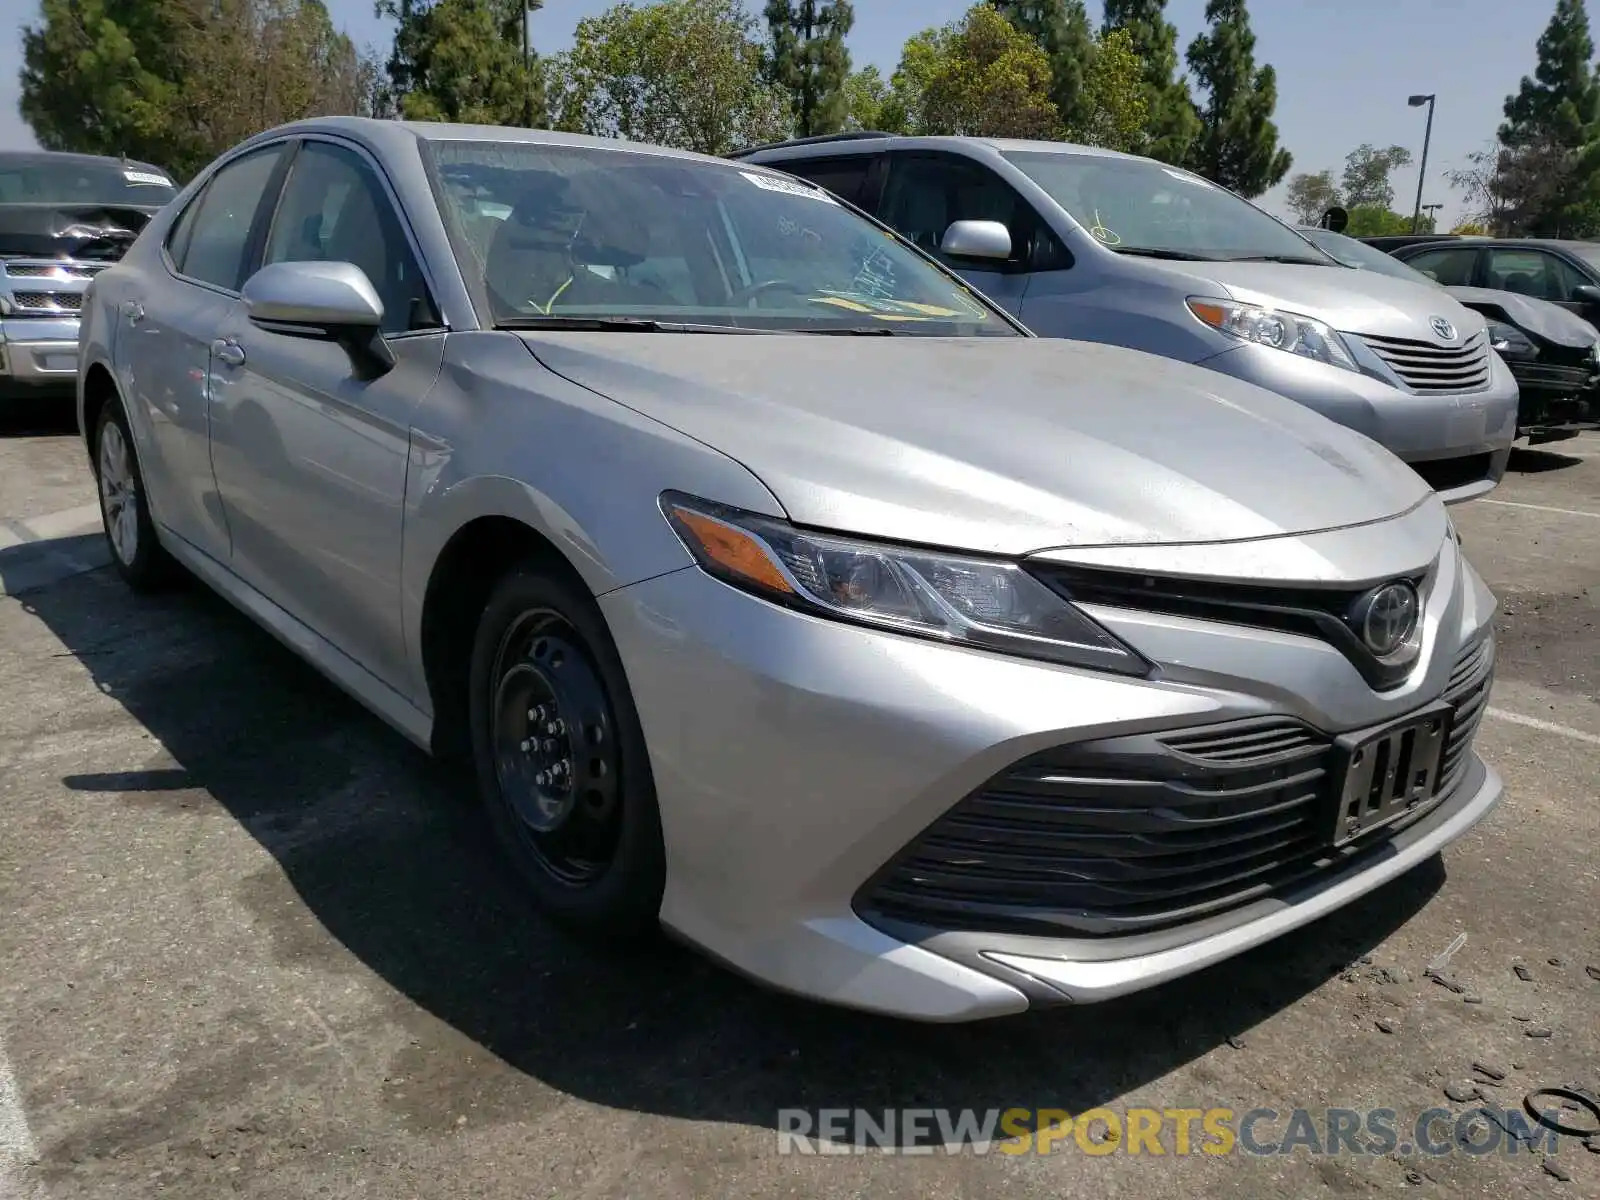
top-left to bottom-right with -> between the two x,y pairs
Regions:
1327,703 -> 1453,847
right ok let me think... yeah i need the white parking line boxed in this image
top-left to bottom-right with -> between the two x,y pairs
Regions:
0,503 -> 102,552
0,1037 -> 39,1200
1486,707 -> 1600,747
1478,498 -> 1600,520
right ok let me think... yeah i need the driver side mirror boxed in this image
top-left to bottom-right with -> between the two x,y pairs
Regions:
241,260 -> 394,378
940,219 -> 1012,262
1572,283 -> 1600,305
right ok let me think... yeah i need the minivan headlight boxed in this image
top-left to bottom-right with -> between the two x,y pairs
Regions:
1187,297 -> 1360,373
660,493 -> 1149,675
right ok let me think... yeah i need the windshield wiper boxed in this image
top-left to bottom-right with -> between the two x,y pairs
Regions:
1107,246 -> 1220,261
1221,254 -> 1335,266
805,325 -> 914,335
494,315 -> 765,334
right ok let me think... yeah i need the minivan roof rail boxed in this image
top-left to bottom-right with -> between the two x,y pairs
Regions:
727,131 -> 895,160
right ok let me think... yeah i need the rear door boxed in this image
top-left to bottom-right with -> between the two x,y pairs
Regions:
119,142 -> 290,561
1399,243 -> 1484,289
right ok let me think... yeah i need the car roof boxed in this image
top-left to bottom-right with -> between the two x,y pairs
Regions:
0,149 -> 172,177
736,132 -> 1147,164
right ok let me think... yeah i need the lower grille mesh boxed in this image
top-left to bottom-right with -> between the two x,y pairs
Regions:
857,642 -> 1495,938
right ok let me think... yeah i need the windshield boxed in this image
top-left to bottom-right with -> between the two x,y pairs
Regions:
1298,227 -> 1442,287
0,157 -> 176,206
424,141 -> 1014,335
1003,150 -> 1337,264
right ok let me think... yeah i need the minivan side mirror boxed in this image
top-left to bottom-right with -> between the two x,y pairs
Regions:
940,220 -> 1012,262
242,260 -> 394,377
1572,283 -> 1600,305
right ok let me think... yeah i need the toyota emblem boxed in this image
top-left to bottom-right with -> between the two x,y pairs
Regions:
1351,582 -> 1421,658
1429,316 -> 1457,342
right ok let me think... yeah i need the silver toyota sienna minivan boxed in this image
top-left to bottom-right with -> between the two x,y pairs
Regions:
736,135 -> 1518,503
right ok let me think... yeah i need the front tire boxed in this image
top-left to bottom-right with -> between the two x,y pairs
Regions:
468,565 -> 666,935
94,399 -> 176,591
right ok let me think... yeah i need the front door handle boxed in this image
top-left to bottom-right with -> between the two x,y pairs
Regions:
211,338 -> 246,368
123,300 -> 144,324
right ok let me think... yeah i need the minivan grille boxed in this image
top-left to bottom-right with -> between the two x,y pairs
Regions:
1361,331 -> 1491,393
9,290 -> 82,312
856,642 -> 1494,939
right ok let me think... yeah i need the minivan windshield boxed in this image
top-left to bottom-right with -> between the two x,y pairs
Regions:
1003,150 -> 1337,265
425,141 -> 1015,335
0,155 -> 177,206
1298,226 -> 1442,286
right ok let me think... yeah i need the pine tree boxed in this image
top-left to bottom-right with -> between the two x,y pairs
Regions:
1185,0 -> 1291,197
1101,0 -> 1200,163
1499,0 -> 1600,236
763,0 -> 855,137
991,0 -> 1095,134
378,0 -> 545,127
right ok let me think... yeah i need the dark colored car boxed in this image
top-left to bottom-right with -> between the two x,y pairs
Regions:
0,150 -> 177,398
1390,237 -> 1600,330
1306,227 -> 1599,442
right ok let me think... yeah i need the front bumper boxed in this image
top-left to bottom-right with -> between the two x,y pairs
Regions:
1197,342 -> 1517,504
0,317 -> 80,393
599,519 -> 1501,1022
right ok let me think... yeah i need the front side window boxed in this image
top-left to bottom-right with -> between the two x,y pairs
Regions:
1005,150 -> 1334,265
263,141 -> 438,334
173,146 -> 285,291
879,155 -> 1063,269
1405,247 -> 1479,287
1484,248 -> 1585,301
777,157 -> 876,208
424,141 -> 1014,336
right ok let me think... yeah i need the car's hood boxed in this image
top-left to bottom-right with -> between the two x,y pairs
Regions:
1202,261 -> 1489,343
0,203 -> 160,261
519,333 -> 1431,556
1445,285 -> 1600,349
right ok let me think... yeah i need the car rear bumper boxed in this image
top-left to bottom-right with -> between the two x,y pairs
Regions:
1197,342 -> 1517,503
598,529 -> 1500,1022
0,318 -> 80,393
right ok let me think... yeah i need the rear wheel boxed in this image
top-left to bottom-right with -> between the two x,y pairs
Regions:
468,566 -> 665,934
94,400 -> 176,591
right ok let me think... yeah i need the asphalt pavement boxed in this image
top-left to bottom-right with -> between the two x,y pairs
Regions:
0,407 -> 1596,1199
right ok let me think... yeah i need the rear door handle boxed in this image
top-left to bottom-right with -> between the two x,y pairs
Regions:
123,300 -> 144,324
211,338 -> 246,368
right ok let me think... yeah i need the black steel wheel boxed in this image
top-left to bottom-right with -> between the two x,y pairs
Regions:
469,565 -> 664,933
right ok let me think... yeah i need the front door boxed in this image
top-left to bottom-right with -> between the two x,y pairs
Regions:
877,153 -> 1055,316
207,138 -> 445,690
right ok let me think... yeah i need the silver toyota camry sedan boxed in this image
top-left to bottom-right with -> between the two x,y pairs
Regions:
78,118 -> 1502,1022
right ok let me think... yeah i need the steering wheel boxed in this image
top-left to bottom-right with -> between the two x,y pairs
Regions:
726,278 -> 809,306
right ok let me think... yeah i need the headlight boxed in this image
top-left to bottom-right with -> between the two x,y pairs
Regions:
661,493 -> 1149,675
1486,319 -> 1537,358
1187,297 -> 1360,373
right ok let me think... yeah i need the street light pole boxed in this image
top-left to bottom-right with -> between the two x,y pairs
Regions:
1408,93 -> 1436,234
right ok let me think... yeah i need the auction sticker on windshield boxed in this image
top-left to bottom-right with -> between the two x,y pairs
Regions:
741,171 -> 838,203
123,170 -> 173,187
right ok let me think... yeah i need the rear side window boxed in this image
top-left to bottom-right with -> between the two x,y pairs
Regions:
1403,247 -> 1478,287
770,156 -> 874,207
170,146 -> 285,290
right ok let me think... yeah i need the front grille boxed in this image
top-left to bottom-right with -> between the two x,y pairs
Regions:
1510,361 -> 1592,392
8,291 -> 82,312
1031,565 -> 1429,691
1,261 -> 103,279
1362,331 -> 1491,393
856,642 -> 1495,939
1410,453 -> 1493,494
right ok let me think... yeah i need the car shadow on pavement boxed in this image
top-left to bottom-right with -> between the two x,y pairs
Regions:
1508,445 -> 1585,473
0,398 -> 78,438
21,567 -> 1447,1138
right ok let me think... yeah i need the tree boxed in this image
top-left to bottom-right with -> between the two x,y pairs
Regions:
20,0 -> 376,181
1101,0 -> 1199,164
1343,206 -> 1432,237
1067,28 -> 1146,153
1284,169 -> 1340,224
1498,0 -> 1600,236
763,1 -> 854,138
916,4 -> 1061,139
880,25 -> 949,135
547,0 -> 789,155
992,0 -> 1096,133
1184,0 -> 1291,197
840,66 -> 891,131
1340,143 -> 1411,210
378,0 -> 544,127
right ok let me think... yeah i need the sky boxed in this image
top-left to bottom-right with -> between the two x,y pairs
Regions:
0,0 -> 1565,226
